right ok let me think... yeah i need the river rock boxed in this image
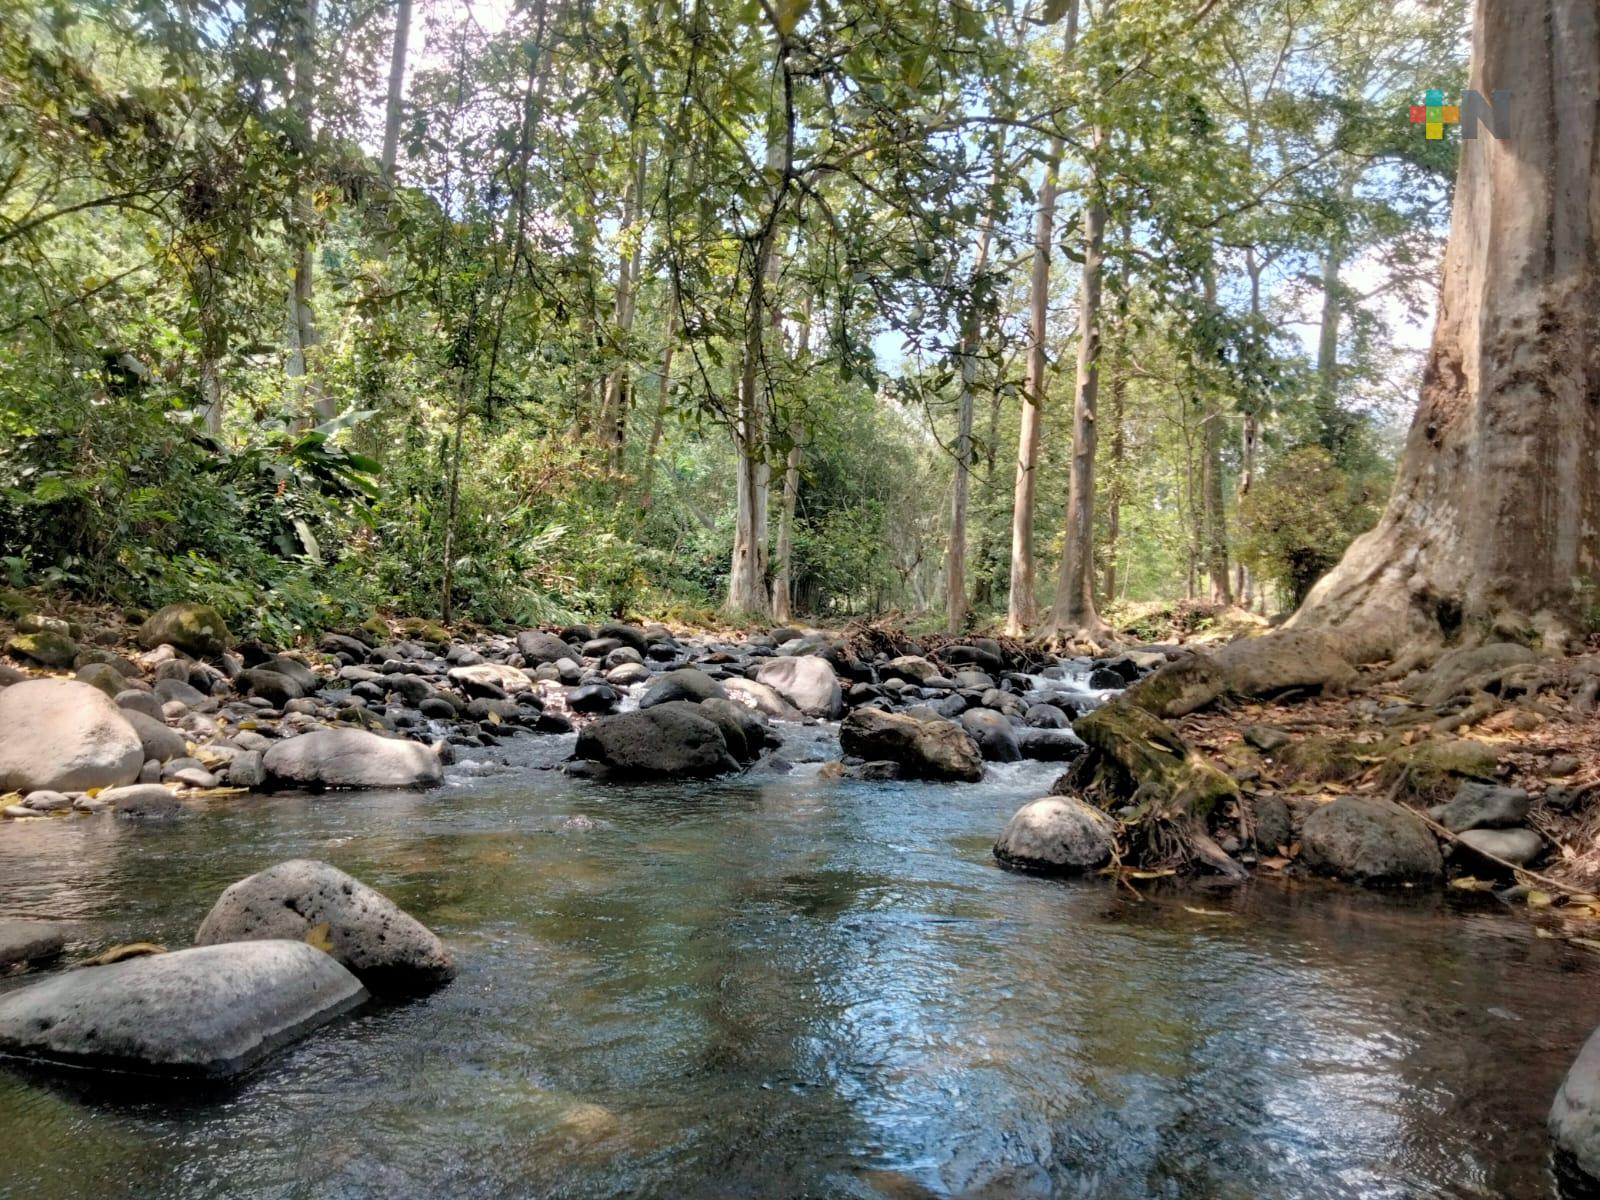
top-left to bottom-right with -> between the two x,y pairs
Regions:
73,662 -> 125,699
839,708 -> 983,782
1456,827 -> 1543,866
567,683 -> 620,713
1300,796 -> 1442,885
517,631 -> 577,666
596,623 -> 648,654
960,708 -> 1022,762
5,630 -> 78,667
639,668 -> 726,709
1017,728 -> 1085,762
994,797 -> 1116,874
0,678 -> 143,794
723,676 -> 803,721
102,783 -> 187,819
195,859 -> 455,993
115,689 -> 164,720
119,709 -> 187,764
699,697 -> 773,762
882,656 -> 939,685
755,656 -> 842,719
237,667 -> 306,707
1431,782 -> 1530,832
449,662 -> 534,695
263,729 -> 443,790
1551,1023 -> 1600,1181
573,706 -> 738,778
0,941 -> 365,1077
0,919 -> 67,970
137,602 -> 231,658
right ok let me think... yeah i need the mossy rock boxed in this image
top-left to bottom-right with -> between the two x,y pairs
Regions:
137,602 -> 232,658
397,618 -> 449,645
5,631 -> 79,668
1124,655 -> 1225,718
0,589 -> 29,619
16,612 -> 79,638
360,616 -> 391,644
1273,734 -> 1371,784
1383,736 -> 1501,803
1069,699 -> 1239,822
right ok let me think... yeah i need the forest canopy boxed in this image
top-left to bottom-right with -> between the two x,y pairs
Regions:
0,0 -> 1467,643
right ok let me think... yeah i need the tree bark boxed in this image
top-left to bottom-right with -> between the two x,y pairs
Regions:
641,301 -> 677,506
1103,359 -> 1124,603
772,298 -> 811,624
1289,0 -> 1600,659
286,0 -> 330,420
1004,138 -> 1061,636
380,0 -> 411,182
1044,137 -> 1109,640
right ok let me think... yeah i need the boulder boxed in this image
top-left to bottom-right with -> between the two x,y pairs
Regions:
572,706 -> 738,778
699,697 -> 773,762
1456,827 -> 1543,867
1017,728 -> 1085,762
73,662 -> 125,699
1300,796 -> 1442,885
755,656 -> 842,719
517,631 -> 577,666
1431,782 -> 1530,832
1211,631 -> 1358,700
1024,703 -> 1071,729
122,710 -> 187,763
195,859 -> 455,993
102,783 -> 187,819
263,729 -> 443,790
566,683 -> 620,713
638,668 -> 727,709
595,623 -> 649,654
1551,1023 -> 1600,1181
5,630 -> 78,667
449,662 -> 534,695
959,708 -> 1023,762
881,656 -> 939,685
723,676 -> 803,722
0,941 -> 365,1078
994,797 -> 1116,874
0,919 -> 67,971
237,667 -> 306,707
137,602 -> 231,658
838,708 -> 983,782
0,678 -> 143,794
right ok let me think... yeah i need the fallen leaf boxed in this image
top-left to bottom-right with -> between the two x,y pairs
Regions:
1183,906 -> 1234,917
304,922 -> 334,953
1259,856 -> 1291,870
81,942 -> 166,967
1451,876 -> 1494,891
1528,890 -> 1555,908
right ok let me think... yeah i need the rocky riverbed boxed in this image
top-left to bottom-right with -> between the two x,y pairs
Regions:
6,598 -> 1600,1191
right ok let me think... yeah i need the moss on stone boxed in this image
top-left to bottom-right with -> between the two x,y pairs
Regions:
4,631 -> 79,667
138,602 -> 232,657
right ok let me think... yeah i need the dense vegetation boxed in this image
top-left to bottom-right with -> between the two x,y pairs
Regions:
0,0 -> 1465,643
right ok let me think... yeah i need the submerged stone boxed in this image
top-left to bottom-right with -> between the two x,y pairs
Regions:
0,941 -> 365,1077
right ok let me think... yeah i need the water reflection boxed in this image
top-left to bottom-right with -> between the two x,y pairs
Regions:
1,742 -> 1598,1198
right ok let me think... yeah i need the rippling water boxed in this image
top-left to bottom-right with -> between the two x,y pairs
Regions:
2,729 -> 1599,1199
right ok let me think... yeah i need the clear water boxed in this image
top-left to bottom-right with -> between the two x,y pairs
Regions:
2,728 -> 1599,1199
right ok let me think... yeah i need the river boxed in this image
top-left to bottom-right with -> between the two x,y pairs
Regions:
2,725 -> 1599,1199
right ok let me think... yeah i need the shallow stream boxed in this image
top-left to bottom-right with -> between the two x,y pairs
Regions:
3,727 -> 1599,1198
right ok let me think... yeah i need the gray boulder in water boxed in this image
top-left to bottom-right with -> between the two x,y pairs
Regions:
638,668 -> 726,709
1300,795 -> 1442,885
755,656 -> 842,719
994,797 -> 1115,874
1553,1024 -> 1600,1182
838,708 -> 982,782
196,859 -> 455,993
263,729 -> 443,790
0,941 -> 365,1077
573,705 -> 738,778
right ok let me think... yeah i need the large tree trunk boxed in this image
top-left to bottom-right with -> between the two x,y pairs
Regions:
948,146 -> 1002,634
380,0 -> 410,182
772,298 -> 811,625
641,301 -> 677,506
1103,360 -> 1124,603
1198,269 -> 1231,606
1314,236 -> 1344,457
285,0 -> 330,420
1290,0 -> 1600,660
1004,136 -> 1061,636
600,139 -> 649,469
1044,145 -> 1109,641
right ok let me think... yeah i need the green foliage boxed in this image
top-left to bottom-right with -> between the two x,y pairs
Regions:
1236,446 -> 1385,606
